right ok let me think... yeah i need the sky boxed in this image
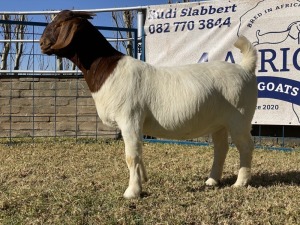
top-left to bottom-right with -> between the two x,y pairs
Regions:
0,0 -> 179,67
1,0 -> 173,27
0,0 -> 198,63
1,0 -> 169,12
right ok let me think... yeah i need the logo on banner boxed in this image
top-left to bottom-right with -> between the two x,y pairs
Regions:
238,0 -> 300,123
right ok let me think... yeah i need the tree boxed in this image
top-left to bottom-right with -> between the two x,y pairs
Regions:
112,10 -> 136,56
112,1 -> 191,56
1,15 -> 11,70
1,14 -> 28,73
44,14 -> 63,71
14,15 -> 27,71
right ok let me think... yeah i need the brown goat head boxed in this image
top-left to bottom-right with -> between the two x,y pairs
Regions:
40,10 -> 95,56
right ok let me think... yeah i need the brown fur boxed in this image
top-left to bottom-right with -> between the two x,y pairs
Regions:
40,10 -> 124,93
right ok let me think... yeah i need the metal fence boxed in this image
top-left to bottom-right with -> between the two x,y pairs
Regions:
0,15 -> 138,143
1,10 -> 300,150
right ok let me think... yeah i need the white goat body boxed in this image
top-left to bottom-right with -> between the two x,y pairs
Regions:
40,10 -> 258,199
92,37 -> 257,198
93,55 -> 257,140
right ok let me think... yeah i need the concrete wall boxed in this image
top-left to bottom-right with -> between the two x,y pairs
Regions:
0,76 -> 119,139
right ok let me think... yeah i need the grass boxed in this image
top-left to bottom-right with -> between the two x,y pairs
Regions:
0,139 -> 299,224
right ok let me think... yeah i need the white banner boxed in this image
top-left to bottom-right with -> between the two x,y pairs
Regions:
145,0 -> 300,125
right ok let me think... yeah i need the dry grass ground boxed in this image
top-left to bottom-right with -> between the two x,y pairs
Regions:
0,139 -> 299,225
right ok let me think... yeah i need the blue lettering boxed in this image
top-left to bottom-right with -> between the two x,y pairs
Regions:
225,51 -> 235,63
198,52 -> 208,63
293,48 -> 300,71
198,48 -> 300,72
200,6 -> 208,15
257,77 -> 300,105
180,8 -> 188,17
280,48 -> 290,72
258,49 -> 279,72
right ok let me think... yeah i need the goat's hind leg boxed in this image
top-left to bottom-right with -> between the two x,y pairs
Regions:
231,130 -> 254,187
206,128 -> 229,186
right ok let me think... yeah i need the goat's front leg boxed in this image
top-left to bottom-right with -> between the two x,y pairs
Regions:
206,128 -> 229,186
121,126 -> 147,199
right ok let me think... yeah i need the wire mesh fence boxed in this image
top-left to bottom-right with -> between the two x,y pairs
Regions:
0,74 -> 121,143
0,17 -> 136,143
1,14 -> 300,150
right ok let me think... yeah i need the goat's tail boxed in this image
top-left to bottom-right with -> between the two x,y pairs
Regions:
234,36 -> 257,74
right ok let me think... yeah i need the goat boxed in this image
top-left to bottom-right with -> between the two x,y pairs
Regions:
40,10 -> 258,199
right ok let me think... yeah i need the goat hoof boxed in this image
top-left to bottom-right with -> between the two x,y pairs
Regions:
123,186 -> 141,199
205,178 -> 219,186
232,180 -> 249,187
233,168 -> 251,187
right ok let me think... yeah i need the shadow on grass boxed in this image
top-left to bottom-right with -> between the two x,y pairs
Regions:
221,170 -> 300,188
187,171 -> 300,193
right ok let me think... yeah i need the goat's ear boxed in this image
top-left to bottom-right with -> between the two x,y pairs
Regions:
51,20 -> 79,50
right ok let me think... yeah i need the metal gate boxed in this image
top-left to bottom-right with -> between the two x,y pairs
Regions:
0,9 -> 299,150
0,16 -> 139,143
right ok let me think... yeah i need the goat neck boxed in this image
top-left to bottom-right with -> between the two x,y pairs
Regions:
68,22 -> 124,93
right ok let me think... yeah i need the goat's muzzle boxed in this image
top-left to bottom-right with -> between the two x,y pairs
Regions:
40,37 -> 54,55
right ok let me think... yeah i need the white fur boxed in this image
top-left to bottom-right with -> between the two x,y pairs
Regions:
92,36 -> 258,199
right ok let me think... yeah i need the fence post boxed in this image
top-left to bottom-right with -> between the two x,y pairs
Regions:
282,125 -> 285,147
137,10 -> 144,61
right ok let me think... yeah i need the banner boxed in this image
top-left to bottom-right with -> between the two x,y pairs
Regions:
145,0 -> 300,125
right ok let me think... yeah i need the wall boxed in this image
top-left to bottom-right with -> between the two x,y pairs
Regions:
0,76 -> 120,139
